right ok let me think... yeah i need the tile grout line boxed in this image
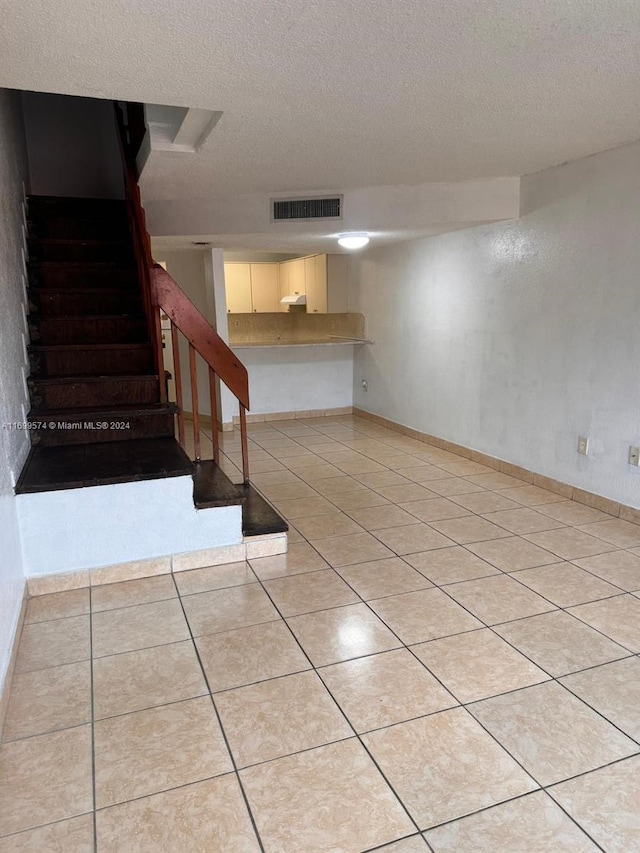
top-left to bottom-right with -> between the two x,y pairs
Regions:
249,420 -> 639,655
244,459 -> 640,743
247,423 -> 636,607
167,570 -> 268,853
243,564 -> 427,843
4,416 -> 636,848
245,466 -> 640,840
135,418 -> 640,849
245,515 -> 635,849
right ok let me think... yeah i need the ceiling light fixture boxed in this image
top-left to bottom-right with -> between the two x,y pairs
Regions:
337,233 -> 370,249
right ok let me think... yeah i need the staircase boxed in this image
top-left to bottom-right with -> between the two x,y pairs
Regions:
16,192 -> 287,538
15,100 -> 286,544
16,194 -> 195,493
25,195 -> 176,448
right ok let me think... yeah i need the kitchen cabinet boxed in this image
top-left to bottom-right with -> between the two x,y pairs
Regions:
224,263 -> 252,313
280,258 -> 313,311
250,263 -> 280,312
279,258 -> 306,311
304,254 -> 328,313
225,254 -> 345,314
278,261 -> 291,312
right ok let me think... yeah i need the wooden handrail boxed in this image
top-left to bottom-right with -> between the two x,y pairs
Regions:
114,102 -> 165,398
114,102 -> 251,481
151,266 -> 249,410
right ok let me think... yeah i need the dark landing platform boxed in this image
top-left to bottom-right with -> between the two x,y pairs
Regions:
15,438 -> 193,493
16,445 -> 288,538
193,460 -> 289,536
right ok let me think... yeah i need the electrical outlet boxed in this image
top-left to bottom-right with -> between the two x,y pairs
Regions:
629,446 -> 640,467
361,379 -> 368,392
577,436 -> 589,456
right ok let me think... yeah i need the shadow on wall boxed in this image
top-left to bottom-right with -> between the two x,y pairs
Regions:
21,91 -> 124,199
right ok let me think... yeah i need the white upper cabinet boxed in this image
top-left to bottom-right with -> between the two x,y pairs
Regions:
250,263 -> 280,313
224,263 -> 252,313
278,261 -> 291,312
305,254 -> 328,313
225,254 -> 340,314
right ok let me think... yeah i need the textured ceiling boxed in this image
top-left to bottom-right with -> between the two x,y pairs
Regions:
150,225 -> 475,255
3,0 -> 640,199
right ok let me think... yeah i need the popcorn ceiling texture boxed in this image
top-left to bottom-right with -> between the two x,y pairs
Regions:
2,0 -> 639,198
0,89 -> 30,690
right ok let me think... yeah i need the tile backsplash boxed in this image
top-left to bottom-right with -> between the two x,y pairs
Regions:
228,312 -> 365,344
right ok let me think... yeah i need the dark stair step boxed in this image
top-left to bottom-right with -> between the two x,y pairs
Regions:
29,261 -> 139,290
28,237 -> 134,264
28,213 -> 129,241
28,375 -> 160,410
27,196 -> 127,220
29,288 -> 143,317
27,403 -> 177,446
192,461 -> 288,535
29,342 -> 154,377
241,484 -> 289,536
29,315 -> 148,345
15,437 -> 193,494
192,460 -> 247,508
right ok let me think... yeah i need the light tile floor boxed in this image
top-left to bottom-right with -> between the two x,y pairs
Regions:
1,415 -> 639,852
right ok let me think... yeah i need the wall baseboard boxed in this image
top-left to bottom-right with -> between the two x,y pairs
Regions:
184,407 -> 354,428
353,407 -> 640,524
0,585 -> 28,742
25,533 -> 287,597
234,406 -> 353,425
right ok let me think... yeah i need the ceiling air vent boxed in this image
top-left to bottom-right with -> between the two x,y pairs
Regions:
272,196 -> 342,221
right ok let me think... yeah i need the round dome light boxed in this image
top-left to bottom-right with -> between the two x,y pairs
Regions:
337,233 -> 370,249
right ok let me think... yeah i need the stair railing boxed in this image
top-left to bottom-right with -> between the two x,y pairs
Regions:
151,265 -> 250,481
113,103 -> 166,403
114,102 -> 250,482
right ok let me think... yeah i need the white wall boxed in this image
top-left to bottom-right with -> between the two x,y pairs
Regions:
205,249 -> 237,425
22,92 -> 123,199
229,344 -> 356,416
144,176 -> 521,253
17,476 -> 242,577
0,90 -> 30,690
351,141 -> 640,508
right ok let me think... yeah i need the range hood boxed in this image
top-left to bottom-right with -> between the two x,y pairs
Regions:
280,293 -> 307,305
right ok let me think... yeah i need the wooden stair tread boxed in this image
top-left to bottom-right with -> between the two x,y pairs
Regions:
29,258 -> 136,273
28,195 -> 126,205
192,460 -> 246,508
29,342 -> 151,350
30,374 -> 156,386
15,438 -> 193,494
28,402 -> 176,418
30,313 -> 146,320
30,237 -> 130,247
241,484 -> 289,536
194,462 -> 288,533
29,287 -> 141,294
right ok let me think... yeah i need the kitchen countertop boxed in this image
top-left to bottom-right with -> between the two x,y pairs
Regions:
230,338 -> 369,348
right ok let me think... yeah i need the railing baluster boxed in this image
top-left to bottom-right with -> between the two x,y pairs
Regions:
209,367 -> 220,465
171,323 -> 185,448
239,403 -> 249,484
189,343 -> 201,461
153,307 -> 167,403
